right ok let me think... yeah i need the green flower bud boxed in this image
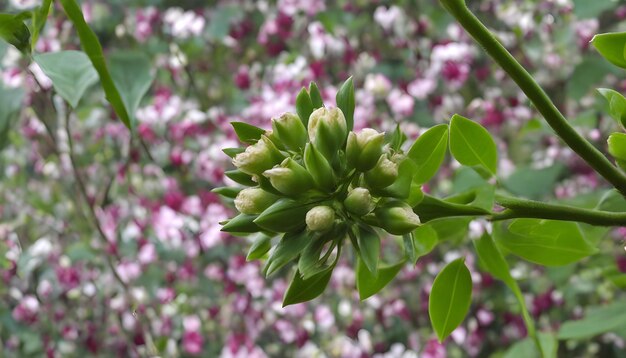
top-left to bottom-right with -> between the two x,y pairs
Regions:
303,143 -> 336,192
346,128 -> 385,171
272,112 -> 308,151
305,206 -> 335,232
307,107 -> 348,160
375,200 -> 421,235
263,158 -> 313,196
232,135 -> 284,175
344,187 -> 375,216
365,155 -> 398,189
234,188 -> 278,215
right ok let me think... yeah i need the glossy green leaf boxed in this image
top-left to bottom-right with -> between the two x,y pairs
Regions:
309,82 -> 324,108
608,132 -> 626,167
246,235 -> 272,261
254,199 -> 310,232
429,258 -> 472,342
295,87 -> 314,126
0,13 -> 30,53
598,88 -> 626,128
411,225 -> 438,261
495,219 -> 597,266
558,302 -> 626,340
265,230 -> 310,276
33,51 -> 99,108
336,76 -> 355,131
357,225 -> 380,276
211,186 -> 241,199
449,114 -> 497,176
403,234 -> 416,264
59,0 -> 132,129
298,234 -> 332,279
283,266 -> 334,306
356,259 -> 405,300
31,0 -> 53,51
231,121 -> 266,144
220,214 -> 260,233
407,124 -> 449,184
592,32 -> 626,69
224,169 -> 255,186
109,52 -> 154,127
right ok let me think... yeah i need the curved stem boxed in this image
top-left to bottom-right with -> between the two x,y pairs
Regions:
494,195 -> 626,226
439,0 -> 626,196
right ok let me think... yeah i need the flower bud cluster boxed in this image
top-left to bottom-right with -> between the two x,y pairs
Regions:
218,81 -> 421,294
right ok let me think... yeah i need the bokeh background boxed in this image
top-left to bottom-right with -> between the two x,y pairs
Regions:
1,0 -> 626,357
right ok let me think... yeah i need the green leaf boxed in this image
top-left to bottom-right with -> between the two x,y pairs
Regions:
0,13 -> 30,53
356,259 -> 405,300
558,302 -> 626,340
31,0 -> 53,51
33,51 -> 99,108
265,230 -> 310,276
309,82 -> 324,108
412,225 -> 438,260
109,52 -> 154,127
608,132 -> 626,169
598,88 -> 626,128
568,56 -> 619,100
298,234 -> 332,279
413,194 -> 490,223
295,87 -> 314,127
449,114 -> 497,176
495,219 -> 597,266
372,157 -> 416,199
504,333 -> 557,358
231,122 -> 266,144
222,147 -> 245,158
246,235 -> 272,261
356,225 -> 380,276
254,199 -> 310,232
224,169 -> 256,186
336,77 -> 355,131
220,214 -> 260,234
429,258 -> 473,342
211,186 -> 241,199
283,266 -> 334,306
574,0 -> 618,19
59,0 -> 132,129
502,164 -> 565,200
206,5 -> 242,40
403,234 -> 416,264
408,124 -> 449,184
592,32 -> 626,69
0,85 -> 24,150
389,123 -> 407,152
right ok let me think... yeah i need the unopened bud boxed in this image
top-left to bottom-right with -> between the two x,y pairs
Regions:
365,155 -> 398,189
304,143 -> 336,192
307,107 -> 348,160
234,188 -> 278,215
272,112 -> 308,151
375,201 -> 421,235
306,206 -> 335,232
346,128 -> 385,171
344,187 -> 375,216
232,135 -> 284,175
263,158 -> 313,196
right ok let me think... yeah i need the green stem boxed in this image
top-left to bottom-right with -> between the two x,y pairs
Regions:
439,0 -> 626,196
494,195 -> 626,226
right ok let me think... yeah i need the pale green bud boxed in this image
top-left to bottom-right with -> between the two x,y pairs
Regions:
263,158 -> 313,196
365,155 -> 398,189
272,112 -> 308,151
307,107 -> 348,160
303,143 -> 336,192
234,188 -> 278,215
346,128 -> 385,171
343,187 -> 375,216
232,135 -> 284,175
375,201 -> 421,235
305,206 -> 335,232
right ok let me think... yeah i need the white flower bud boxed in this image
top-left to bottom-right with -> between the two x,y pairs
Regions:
305,206 -> 335,232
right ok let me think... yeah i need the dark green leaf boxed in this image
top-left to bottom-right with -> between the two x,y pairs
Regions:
33,51 -> 99,108
296,87 -> 314,127
413,194 -> 489,222
265,230 -> 310,276
222,147 -> 245,158
224,169 -> 256,186
357,225 -> 380,276
403,234 -> 416,264
408,124 -> 449,184
558,302 -> 626,340
309,82 -> 324,108
495,219 -> 597,266
356,259 -> 405,300
449,114 -> 497,176
336,76 -> 355,131
0,13 -> 30,53
592,32 -> 626,69
211,186 -> 241,199
109,51 -> 154,127
0,85 -> 24,151
220,214 -> 260,233
59,0 -> 132,129
231,121 -> 266,144
31,0 -> 53,51
283,266 -> 334,306
254,199 -> 310,232
246,235 -> 272,261
429,258 -> 473,342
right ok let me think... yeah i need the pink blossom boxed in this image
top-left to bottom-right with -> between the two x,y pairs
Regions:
12,295 -> 40,324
